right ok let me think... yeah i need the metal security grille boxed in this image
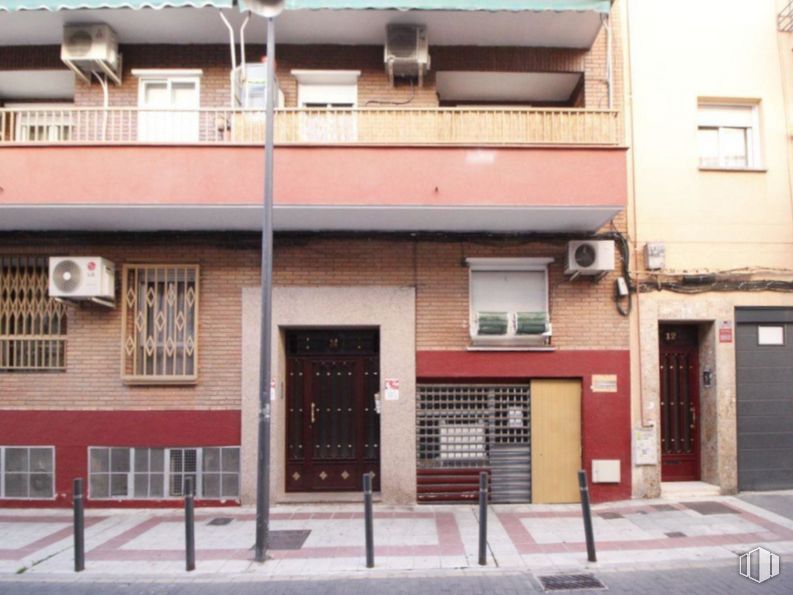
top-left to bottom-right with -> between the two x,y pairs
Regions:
121,265 -> 199,383
417,384 -> 531,503
0,256 -> 67,371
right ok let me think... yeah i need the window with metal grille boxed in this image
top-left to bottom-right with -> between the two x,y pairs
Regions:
121,265 -> 199,383
0,446 -> 55,499
417,385 -> 531,469
88,446 -> 239,500
418,384 -> 532,503
0,256 -> 67,371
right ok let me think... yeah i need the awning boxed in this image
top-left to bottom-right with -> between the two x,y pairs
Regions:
0,0 -> 233,10
277,0 -> 610,11
2,0 -> 610,11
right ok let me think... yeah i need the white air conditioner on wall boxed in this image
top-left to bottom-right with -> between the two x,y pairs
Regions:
565,240 -> 616,276
61,24 -> 122,85
49,257 -> 115,306
384,24 -> 430,86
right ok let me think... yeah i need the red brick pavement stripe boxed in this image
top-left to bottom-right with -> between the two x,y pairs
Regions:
0,517 -> 105,561
86,512 -> 464,561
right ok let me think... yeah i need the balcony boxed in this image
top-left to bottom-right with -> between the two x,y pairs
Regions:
0,106 -> 622,146
0,106 -> 627,234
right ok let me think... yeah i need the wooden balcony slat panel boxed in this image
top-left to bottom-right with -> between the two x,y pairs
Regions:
0,107 -> 622,147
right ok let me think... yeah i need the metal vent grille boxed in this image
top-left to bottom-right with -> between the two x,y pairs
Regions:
538,574 -> 606,591
417,384 -> 530,503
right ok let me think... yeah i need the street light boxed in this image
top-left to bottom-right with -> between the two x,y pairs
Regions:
247,0 -> 285,564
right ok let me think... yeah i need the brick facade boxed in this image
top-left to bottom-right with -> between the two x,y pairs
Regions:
0,233 -> 628,411
0,24 -> 622,112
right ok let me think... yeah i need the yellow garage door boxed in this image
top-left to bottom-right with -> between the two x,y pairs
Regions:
531,379 -> 582,504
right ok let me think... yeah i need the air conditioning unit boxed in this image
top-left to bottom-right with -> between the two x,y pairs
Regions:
384,24 -> 430,87
49,257 -> 115,305
565,240 -> 616,276
61,24 -> 122,86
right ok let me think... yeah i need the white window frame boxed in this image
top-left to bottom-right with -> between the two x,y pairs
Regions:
87,446 -> 240,501
134,70 -> 202,143
697,102 -> 762,170
292,70 -> 361,108
466,257 -> 553,349
0,446 -> 55,500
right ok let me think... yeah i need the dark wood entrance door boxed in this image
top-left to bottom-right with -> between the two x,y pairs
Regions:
659,324 -> 701,481
285,329 -> 380,492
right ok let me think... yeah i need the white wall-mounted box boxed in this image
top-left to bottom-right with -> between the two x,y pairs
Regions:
592,459 -> 621,483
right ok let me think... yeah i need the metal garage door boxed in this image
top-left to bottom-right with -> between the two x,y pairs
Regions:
736,308 -> 793,491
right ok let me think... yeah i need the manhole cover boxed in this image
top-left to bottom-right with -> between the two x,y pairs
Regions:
598,511 -> 623,520
208,517 -> 233,526
682,501 -> 739,515
538,574 -> 606,592
249,530 -> 312,551
652,504 -> 676,512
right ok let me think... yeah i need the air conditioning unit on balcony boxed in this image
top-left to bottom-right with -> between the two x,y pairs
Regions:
384,24 -> 430,87
49,257 -> 115,306
61,24 -> 122,86
565,240 -> 616,277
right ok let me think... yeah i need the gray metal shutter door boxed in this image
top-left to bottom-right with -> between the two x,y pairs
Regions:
736,312 -> 793,491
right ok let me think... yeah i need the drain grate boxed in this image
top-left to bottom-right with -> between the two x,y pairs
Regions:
208,518 -> 233,526
682,501 -> 739,515
598,511 -> 623,520
651,504 -> 676,512
665,531 -> 686,538
538,574 -> 606,592
257,530 -> 312,551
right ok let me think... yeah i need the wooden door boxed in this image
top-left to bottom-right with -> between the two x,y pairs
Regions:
659,325 -> 700,481
286,330 -> 380,492
530,379 -> 582,503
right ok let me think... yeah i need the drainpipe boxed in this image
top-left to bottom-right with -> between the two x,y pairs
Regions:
219,11 -> 237,109
601,13 -> 613,110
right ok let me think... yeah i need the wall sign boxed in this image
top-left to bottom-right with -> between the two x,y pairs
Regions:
270,379 -> 277,401
591,374 -> 618,393
384,378 -> 400,401
719,320 -> 733,343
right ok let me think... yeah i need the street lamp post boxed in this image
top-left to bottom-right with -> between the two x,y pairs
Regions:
246,0 -> 284,564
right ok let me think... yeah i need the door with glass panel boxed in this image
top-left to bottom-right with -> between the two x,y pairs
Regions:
138,77 -> 200,142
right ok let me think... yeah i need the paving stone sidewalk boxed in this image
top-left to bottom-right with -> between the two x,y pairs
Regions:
1,494 -> 792,579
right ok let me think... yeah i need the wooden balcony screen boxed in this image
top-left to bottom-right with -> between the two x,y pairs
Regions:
121,264 -> 199,384
0,256 -> 67,371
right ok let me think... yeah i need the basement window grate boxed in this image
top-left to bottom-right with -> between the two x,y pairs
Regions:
538,574 -> 606,592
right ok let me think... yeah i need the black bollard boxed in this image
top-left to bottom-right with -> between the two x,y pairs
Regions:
478,471 -> 488,566
184,477 -> 196,571
578,469 -> 597,563
73,478 -> 85,572
363,472 -> 374,568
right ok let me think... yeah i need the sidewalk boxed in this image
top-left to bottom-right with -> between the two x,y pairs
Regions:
1,493 -> 792,579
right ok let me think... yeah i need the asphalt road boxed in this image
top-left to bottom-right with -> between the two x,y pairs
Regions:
1,564 -> 791,595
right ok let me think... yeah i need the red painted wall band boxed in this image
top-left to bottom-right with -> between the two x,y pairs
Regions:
417,350 -> 632,503
0,410 -> 240,508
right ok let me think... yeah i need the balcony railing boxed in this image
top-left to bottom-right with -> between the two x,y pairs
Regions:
0,107 -> 622,147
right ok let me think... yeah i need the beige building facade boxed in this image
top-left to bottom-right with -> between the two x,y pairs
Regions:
625,0 -> 793,497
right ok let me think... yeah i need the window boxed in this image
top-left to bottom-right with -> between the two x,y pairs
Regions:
0,446 -> 55,499
88,447 -> 239,500
7,103 -> 74,142
758,326 -> 785,346
697,103 -> 761,169
121,265 -> 199,383
134,70 -> 201,143
292,70 -> 360,142
1,256 -> 67,371
467,258 -> 553,347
